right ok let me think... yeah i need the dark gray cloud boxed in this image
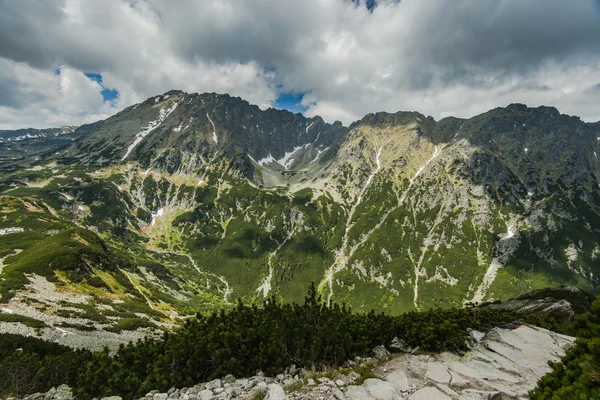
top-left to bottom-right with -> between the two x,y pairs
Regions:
0,0 -> 599,129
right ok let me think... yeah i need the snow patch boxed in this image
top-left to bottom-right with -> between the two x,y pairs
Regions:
504,227 -> 515,240
524,147 -> 529,153
277,146 -> 305,169
122,100 -> 180,160
3,133 -> 45,142
150,207 -> 164,226
306,121 -> 316,133
308,147 -> 330,164
206,113 -> 218,144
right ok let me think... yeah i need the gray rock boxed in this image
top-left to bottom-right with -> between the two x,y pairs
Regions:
448,371 -> 469,389
23,394 -> 45,400
372,345 -> 391,360
289,364 -> 297,375
318,377 -> 334,386
205,379 -> 222,391
425,362 -> 451,384
363,378 -> 401,400
54,385 -> 74,400
331,388 -> 346,400
187,395 -> 200,400
153,394 -> 168,400
282,379 -> 296,386
384,370 -> 412,392
198,390 -> 214,400
335,379 -> 345,387
213,388 -> 224,395
265,383 -> 286,400
390,337 -> 413,353
307,379 -> 316,386
256,382 -> 268,390
100,397 -> 122,400
469,329 -> 485,343
433,383 -> 458,398
408,387 -> 451,400
44,387 -> 56,400
460,389 -> 502,400
345,385 -> 372,400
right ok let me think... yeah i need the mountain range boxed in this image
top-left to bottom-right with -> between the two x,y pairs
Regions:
0,90 -> 599,342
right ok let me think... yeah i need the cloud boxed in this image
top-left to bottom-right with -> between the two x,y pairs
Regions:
0,0 -> 599,129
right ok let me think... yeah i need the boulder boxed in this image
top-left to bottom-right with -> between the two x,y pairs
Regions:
23,394 -> 45,400
197,390 -> 213,400
372,345 -> 391,360
54,385 -> 74,400
331,388 -> 346,400
345,385 -> 372,400
205,379 -> 222,391
389,337 -> 413,353
265,383 -> 286,400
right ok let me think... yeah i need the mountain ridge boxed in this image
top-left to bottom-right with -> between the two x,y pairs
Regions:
0,90 -> 598,342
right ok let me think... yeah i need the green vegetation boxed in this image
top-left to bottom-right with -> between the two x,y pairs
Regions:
0,284 -> 561,399
0,313 -> 46,329
104,317 -> 158,333
0,334 -> 92,397
530,295 -> 600,399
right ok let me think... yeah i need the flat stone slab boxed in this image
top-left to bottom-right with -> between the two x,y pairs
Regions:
363,378 -> 401,400
385,370 -> 413,392
408,387 -> 452,400
425,362 -> 451,384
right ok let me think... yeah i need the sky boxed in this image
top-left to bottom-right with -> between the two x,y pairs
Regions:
1,0 -> 600,130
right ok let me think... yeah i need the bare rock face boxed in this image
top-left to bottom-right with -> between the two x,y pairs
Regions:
334,325 -> 575,400
478,286 -> 594,323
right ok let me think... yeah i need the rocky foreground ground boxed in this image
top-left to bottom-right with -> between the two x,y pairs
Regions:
12,325 -> 574,400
